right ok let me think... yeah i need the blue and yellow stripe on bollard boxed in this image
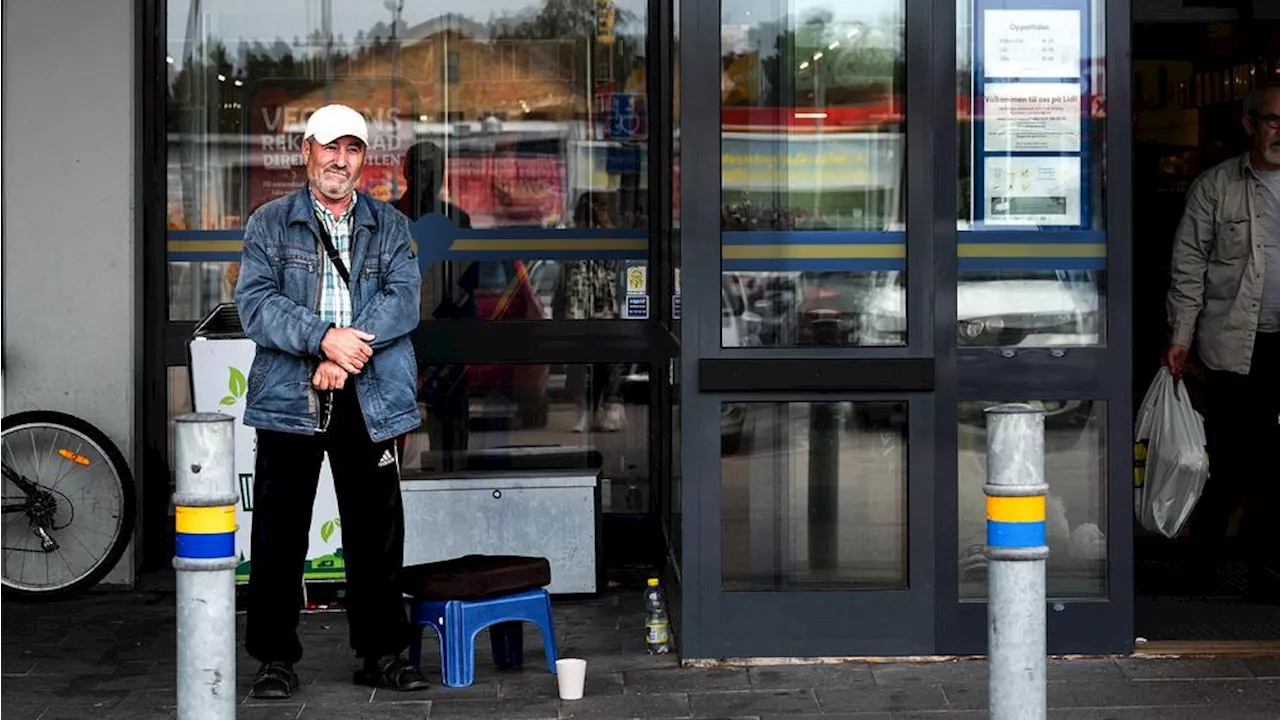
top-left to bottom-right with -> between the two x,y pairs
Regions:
175,505 -> 236,559
986,495 -> 1046,548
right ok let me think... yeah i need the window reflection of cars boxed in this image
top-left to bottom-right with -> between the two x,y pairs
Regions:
465,260 -> 551,427
606,274 -> 759,453
527,259 -> 561,319
953,271 -> 1099,348
722,273 -> 763,348
859,269 -> 1099,347
526,259 -> 568,397
720,274 -> 762,453
860,269 -> 1098,434
741,271 -> 802,346
956,270 -> 1098,439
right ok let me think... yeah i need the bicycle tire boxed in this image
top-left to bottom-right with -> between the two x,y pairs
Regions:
1,410 -> 137,600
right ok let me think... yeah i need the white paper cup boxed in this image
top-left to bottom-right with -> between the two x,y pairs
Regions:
555,658 -> 587,700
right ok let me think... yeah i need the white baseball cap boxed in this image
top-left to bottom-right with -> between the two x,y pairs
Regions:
303,104 -> 369,145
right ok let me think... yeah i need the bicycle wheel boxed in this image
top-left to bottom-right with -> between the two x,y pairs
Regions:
1,410 -> 136,600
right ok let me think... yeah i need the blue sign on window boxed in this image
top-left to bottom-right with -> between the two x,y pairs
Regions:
607,93 -> 647,140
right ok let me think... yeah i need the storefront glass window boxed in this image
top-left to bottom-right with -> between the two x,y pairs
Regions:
166,0 -> 651,323
719,0 -> 906,347
957,400 -> 1108,601
722,401 -> 908,591
956,0 -> 1107,348
401,362 -> 652,516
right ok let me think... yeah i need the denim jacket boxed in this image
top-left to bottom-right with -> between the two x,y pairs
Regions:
235,187 -> 422,443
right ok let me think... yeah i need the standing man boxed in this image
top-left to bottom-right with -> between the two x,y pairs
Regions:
235,104 -> 427,697
1165,84 -> 1280,601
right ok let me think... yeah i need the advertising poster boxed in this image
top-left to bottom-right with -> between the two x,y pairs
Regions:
983,82 -> 1081,152
246,77 -> 418,214
189,339 -> 346,582
720,134 -> 904,193
983,9 -> 1082,79
983,155 -> 1081,226
447,151 -> 566,227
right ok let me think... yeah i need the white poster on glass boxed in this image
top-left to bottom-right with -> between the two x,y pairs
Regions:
983,10 -> 1081,79
983,155 -> 1081,226
983,82 -> 1082,153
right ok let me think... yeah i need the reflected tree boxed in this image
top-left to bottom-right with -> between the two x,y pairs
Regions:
727,11 -> 904,111
490,0 -> 644,107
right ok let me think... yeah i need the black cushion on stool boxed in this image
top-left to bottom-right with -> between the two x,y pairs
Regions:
401,555 -> 551,600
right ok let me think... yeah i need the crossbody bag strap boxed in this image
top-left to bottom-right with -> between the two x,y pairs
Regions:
312,218 -> 350,427
314,219 -> 351,287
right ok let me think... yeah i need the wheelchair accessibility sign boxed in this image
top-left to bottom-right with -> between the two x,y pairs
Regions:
607,93 -> 648,141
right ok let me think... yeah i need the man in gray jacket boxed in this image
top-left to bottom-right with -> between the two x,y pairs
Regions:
1165,85 -> 1280,600
235,104 -> 426,697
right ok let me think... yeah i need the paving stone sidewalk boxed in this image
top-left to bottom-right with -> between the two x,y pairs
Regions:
5,584 -> 1280,719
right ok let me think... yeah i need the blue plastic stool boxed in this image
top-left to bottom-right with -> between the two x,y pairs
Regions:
409,588 -> 558,688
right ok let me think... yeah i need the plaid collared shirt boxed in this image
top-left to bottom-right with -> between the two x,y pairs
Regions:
312,191 -> 356,328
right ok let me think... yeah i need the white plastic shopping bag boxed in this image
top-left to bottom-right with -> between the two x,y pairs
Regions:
1133,367 -> 1209,539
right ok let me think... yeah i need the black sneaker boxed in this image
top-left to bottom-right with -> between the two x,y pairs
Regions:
251,661 -> 300,700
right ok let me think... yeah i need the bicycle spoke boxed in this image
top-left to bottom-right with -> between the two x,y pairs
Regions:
61,518 -> 116,543
3,445 -> 15,472
2,440 -> 22,482
41,429 -> 62,488
69,465 -> 116,511
50,453 -> 92,491
58,468 -> 102,525
48,433 -> 84,493
61,522 -> 114,577
61,523 -> 99,561
51,430 -> 78,489
34,429 -> 53,490
54,542 -> 77,581
11,429 -> 44,494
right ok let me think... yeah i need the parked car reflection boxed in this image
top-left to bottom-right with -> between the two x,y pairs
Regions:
860,268 -> 1099,434
858,269 -> 1099,347
462,260 -> 551,427
724,268 -> 1100,434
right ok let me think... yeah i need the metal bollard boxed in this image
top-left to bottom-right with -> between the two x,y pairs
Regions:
173,413 -> 238,720
984,403 -> 1048,720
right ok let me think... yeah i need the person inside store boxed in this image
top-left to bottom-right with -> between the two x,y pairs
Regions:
398,140 -> 474,460
235,103 -> 428,698
1164,83 -> 1280,602
554,192 -> 626,432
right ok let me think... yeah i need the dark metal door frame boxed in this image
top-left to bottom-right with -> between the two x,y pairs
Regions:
678,0 -> 943,659
678,0 -> 1133,658
934,0 -> 1134,655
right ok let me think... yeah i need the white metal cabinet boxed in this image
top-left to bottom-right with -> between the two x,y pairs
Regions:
400,471 -> 602,594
